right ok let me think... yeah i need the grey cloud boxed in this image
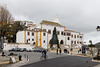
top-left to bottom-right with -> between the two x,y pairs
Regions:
1,0 -> 100,43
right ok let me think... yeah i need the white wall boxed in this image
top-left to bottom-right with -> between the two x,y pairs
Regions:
41,32 -> 47,49
16,31 -> 24,43
3,43 -> 34,50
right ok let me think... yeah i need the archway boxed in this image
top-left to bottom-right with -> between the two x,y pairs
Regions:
60,40 -> 64,44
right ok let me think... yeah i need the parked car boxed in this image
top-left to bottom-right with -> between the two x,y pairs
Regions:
34,48 -> 46,52
9,48 -> 21,52
26,48 -> 35,52
9,48 -> 15,52
20,48 -> 27,52
14,48 -> 21,52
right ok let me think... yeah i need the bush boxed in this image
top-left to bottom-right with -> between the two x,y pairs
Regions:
9,53 -> 14,56
88,45 -> 95,47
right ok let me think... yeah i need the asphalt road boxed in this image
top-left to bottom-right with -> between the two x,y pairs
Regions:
2,51 -> 100,67
21,55 -> 99,67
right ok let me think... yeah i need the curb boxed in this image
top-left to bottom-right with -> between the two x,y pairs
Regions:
0,59 -> 19,65
92,59 -> 100,62
0,61 -> 9,65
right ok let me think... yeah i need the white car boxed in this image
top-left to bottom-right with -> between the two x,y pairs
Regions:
26,48 -> 35,52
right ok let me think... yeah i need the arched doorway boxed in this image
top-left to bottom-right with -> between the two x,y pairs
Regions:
60,40 -> 64,44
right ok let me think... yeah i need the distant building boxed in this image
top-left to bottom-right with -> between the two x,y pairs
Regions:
15,21 -> 36,30
16,19 -> 83,49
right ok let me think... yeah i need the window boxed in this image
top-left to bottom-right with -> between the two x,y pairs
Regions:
77,41 -> 79,44
80,36 -> 83,38
77,35 -> 79,38
32,39 -> 34,41
61,31 -> 63,35
67,33 -> 71,36
80,42 -> 82,44
43,33 -> 45,36
74,35 -> 76,38
68,37 -> 70,40
71,35 -> 73,38
74,41 -> 76,44
33,42 -> 35,45
57,31 -> 60,35
27,40 -> 28,43
28,32 -> 30,35
44,40 -> 45,43
48,30 -> 51,34
71,41 -> 73,44
32,32 -> 34,36
64,32 -> 66,36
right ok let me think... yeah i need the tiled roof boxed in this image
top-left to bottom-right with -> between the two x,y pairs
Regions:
41,20 -> 64,27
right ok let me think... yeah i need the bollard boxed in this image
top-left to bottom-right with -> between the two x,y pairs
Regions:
19,54 -> 22,61
24,54 -> 26,58
27,55 -> 28,60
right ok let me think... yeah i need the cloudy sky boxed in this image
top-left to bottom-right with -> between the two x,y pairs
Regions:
0,0 -> 100,44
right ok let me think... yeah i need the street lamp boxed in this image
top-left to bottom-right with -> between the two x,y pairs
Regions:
96,26 -> 100,31
96,26 -> 100,59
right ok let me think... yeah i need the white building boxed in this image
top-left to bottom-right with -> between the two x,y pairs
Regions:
16,19 -> 83,49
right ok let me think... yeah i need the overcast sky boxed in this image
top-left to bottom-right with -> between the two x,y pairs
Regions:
1,0 -> 100,44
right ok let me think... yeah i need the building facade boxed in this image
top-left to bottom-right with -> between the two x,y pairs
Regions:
16,20 -> 83,49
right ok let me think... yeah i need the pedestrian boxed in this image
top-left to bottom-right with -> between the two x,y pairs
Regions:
57,49 -> 58,55
78,50 -> 79,54
59,49 -> 62,54
2,52 -> 5,56
19,54 -> 22,61
67,51 -> 69,54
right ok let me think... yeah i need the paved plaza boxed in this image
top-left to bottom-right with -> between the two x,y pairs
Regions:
1,52 -> 99,67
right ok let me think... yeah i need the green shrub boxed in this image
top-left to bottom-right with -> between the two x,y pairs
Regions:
10,53 -> 14,56
88,45 -> 95,47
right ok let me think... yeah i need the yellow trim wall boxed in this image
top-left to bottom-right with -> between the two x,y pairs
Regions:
36,32 -> 38,47
41,23 -> 42,30
29,26 -> 31,30
64,27 -> 66,31
24,30 -> 26,43
40,31 -> 42,47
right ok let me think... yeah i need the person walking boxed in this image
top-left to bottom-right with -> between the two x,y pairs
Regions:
42,49 -> 47,59
57,49 -> 58,54
59,49 -> 62,54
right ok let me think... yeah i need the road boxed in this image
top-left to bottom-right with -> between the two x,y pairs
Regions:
3,51 -> 100,67
21,55 -> 99,67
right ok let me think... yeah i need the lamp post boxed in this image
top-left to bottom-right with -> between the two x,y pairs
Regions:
96,26 -> 100,59
96,26 -> 100,31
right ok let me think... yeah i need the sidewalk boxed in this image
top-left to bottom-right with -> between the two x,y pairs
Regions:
49,49 -> 92,57
0,56 -> 10,65
7,56 -> 28,67
0,52 -> 28,67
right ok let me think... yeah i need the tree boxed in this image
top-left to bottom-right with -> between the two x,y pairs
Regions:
88,40 -> 94,57
95,42 -> 100,58
0,5 -> 14,38
89,40 -> 92,45
50,27 -> 60,49
9,21 -> 27,42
